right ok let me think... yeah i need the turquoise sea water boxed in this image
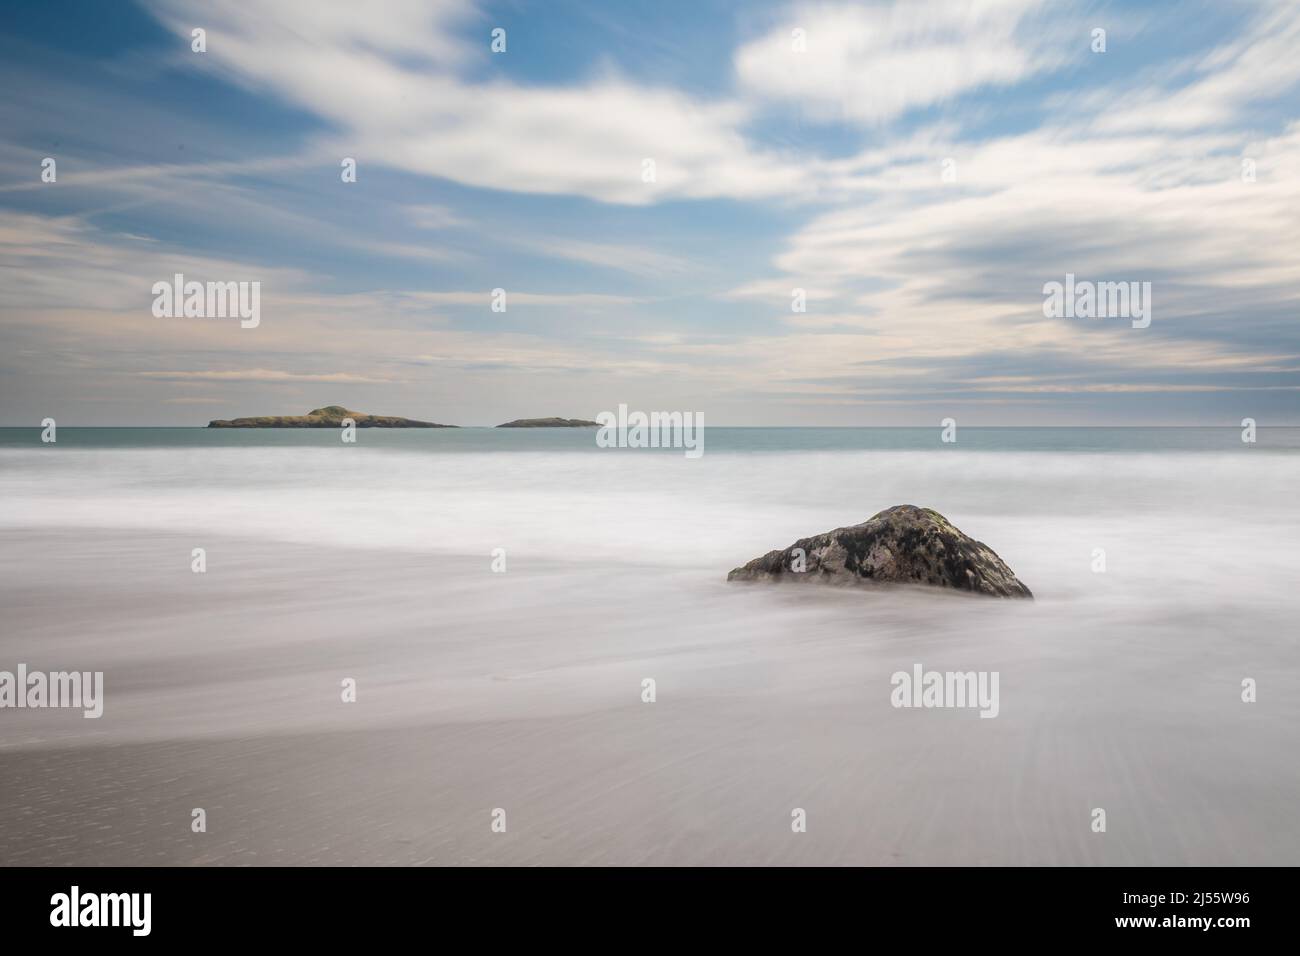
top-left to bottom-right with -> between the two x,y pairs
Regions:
2,425 -> 1298,453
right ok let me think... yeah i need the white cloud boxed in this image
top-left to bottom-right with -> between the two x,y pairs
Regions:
6,0 -> 1300,424
138,370 -> 399,383
735,0 -> 1063,124
722,104 -> 1300,389
407,205 -> 468,230
0,212 -> 313,313
1094,0 -> 1300,133
141,0 -> 811,205
405,291 -> 644,307
510,237 -> 693,278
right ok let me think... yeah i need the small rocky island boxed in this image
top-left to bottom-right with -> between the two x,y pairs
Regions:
727,505 -> 1032,598
496,417 -> 600,428
208,406 -> 456,428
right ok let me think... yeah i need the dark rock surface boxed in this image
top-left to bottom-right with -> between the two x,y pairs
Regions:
727,504 -> 1032,598
208,406 -> 455,428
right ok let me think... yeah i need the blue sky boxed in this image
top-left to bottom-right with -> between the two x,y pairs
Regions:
1,0 -> 1298,425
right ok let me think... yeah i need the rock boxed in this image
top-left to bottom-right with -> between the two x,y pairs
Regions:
496,417 -> 600,427
208,406 -> 456,428
726,505 -> 1032,598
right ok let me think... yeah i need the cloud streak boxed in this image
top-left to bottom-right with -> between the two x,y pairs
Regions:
1,0 -> 1298,424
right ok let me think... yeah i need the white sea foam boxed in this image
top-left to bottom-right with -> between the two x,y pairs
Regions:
1,443 -> 1297,863
2,445 -> 1297,601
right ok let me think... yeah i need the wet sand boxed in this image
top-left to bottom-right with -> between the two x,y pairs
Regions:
2,528 -> 1296,865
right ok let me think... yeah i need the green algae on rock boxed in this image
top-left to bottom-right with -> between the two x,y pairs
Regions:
727,504 -> 1032,598
208,406 -> 455,428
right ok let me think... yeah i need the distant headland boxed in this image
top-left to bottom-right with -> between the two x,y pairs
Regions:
207,406 -> 456,428
496,417 -> 600,428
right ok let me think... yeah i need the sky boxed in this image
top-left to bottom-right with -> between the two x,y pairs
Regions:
1,0 -> 1298,426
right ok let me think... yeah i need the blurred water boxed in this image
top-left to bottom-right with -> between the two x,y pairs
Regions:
1,430 -> 1298,863
2,433 -> 1298,600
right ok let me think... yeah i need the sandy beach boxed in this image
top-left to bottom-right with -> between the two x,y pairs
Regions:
6,0 -> 1300,893
3,506 -> 1297,865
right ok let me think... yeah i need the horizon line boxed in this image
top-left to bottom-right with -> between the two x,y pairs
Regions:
4,423 -> 1298,430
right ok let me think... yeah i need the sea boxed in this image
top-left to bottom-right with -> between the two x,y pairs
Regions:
1,426 -> 1297,864
2,425 -> 1298,577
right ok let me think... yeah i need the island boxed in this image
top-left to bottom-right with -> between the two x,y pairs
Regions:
208,406 -> 456,428
495,417 -> 601,428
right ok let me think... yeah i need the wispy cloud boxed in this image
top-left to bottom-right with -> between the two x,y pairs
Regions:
2,0 -> 1299,424
138,370 -> 400,384
735,0 -> 1070,124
